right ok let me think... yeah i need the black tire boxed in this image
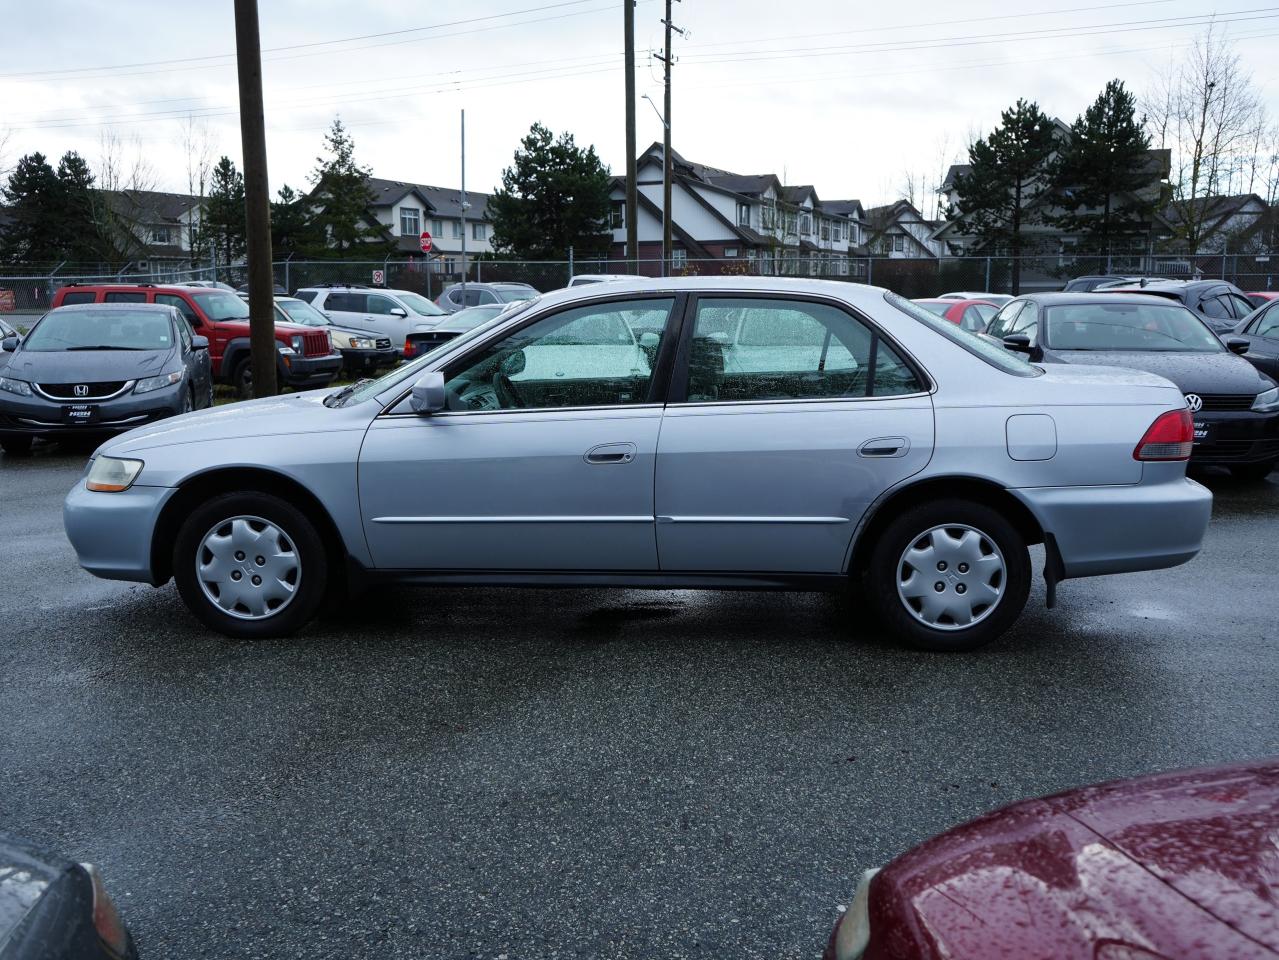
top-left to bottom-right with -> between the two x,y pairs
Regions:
233,358 -> 253,400
172,491 -> 329,639
1229,460 -> 1275,482
864,499 -> 1031,652
0,435 -> 33,456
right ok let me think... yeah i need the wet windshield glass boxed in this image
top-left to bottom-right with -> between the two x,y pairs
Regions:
278,299 -> 330,327
23,309 -> 174,351
397,292 -> 445,316
885,292 -> 1040,377
1043,302 -> 1225,352
191,292 -> 251,321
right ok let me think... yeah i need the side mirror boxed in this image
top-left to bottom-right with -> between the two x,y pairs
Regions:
390,307 -> 408,318
409,371 -> 447,414
1225,336 -> 1250,355
191,335 -> 209,351
1,336 -> 17,352
638,331 -> 661,349
1002,332 -> 1043,362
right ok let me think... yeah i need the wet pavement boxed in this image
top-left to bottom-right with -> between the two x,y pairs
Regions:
1,446 -> 1277,959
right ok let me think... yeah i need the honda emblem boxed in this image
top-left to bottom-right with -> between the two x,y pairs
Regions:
73,384 -> 89,398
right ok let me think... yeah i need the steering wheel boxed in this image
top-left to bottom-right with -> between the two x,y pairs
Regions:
492,372 -> 525,408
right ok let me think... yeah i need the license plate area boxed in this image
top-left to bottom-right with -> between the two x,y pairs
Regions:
62,404 -> 99,425
1193,420 -> 1210,442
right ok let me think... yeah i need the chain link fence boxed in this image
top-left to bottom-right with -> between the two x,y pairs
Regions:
1,252 -> 1275,318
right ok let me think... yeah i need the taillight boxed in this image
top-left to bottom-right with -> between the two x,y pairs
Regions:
403,339 -> 415,358
82,863 -> 133,960
1134,408 -> 1194,461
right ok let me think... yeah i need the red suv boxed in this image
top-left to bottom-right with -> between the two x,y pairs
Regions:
50,283 -> 343,397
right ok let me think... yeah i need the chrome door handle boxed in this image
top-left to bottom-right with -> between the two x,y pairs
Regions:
858,437 -> 909,458
584,442 -> 637,464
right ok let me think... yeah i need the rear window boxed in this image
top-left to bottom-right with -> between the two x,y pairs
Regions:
885,292 -> 1041,377
294,290 -> 319,303
59,291 -> 97,305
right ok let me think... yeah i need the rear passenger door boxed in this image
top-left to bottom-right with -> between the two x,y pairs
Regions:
321,292 -> 372,333
653,295 -> 934,574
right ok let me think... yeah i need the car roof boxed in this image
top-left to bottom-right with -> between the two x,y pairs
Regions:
1018,291 -> 1197,306
49,301 -> 177,313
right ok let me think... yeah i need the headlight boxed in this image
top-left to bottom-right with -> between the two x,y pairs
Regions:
348,336 -> 374,349
0,375 -> 32,397
133,370 -> 183,394
277,342 -> 295,355
291,334 -> 305,353
85,456 -> 144,492
1252,386 -> 1279,413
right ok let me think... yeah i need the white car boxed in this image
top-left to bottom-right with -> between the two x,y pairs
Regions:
567,274 -> 647,287
295,285 -> 448,353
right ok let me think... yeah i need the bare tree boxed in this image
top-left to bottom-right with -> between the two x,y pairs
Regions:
179,115 -> 215,264
1144,24 -> 1264,253
93,130 -> 161,263
0,127 -> 12,181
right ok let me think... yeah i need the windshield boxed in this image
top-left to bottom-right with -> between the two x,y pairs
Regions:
914,301 -> 950,317
191,291 -> 251,321
396,292 -> 446,316
449,305 -> 506,325
277,299 -> 330,327
495,287 -> 536,303
885,292 -> 1040,377
23,308 -> 173,352
1043,302 -> 1224,352
335,298 -> 541,406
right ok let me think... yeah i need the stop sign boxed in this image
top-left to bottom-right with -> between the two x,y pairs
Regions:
419,231 -> 433,253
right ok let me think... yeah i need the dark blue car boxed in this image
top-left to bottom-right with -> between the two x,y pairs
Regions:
0,303 -> 213,455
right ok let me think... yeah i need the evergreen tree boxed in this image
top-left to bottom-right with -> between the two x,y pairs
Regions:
1049,80 -> 1158,260
0,153 -> 64,263
270,184 -> 315,258
950,99 -> 1058,293
308,118 -> 389,257
54,151 -> 100,262
489,123 -> 613,260
203,156 -> 246,266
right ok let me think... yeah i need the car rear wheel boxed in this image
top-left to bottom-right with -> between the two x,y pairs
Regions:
0,435 -> 33,456
1228,460 -> 1275,482
865,500 -> 1030,652
173,492 -> 328,639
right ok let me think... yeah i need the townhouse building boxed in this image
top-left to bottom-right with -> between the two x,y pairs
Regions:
363,178 -> 495,273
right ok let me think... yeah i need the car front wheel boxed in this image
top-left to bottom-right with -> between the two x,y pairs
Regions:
173,492 -> 328,638
865,500 -> 1031,652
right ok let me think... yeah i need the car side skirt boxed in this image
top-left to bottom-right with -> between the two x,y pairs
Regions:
358,568 -> 849,591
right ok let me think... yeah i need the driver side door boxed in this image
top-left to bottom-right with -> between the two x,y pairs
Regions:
357,295 -> 682,571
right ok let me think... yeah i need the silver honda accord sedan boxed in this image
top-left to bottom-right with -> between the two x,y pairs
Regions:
63,278 -> 1212,651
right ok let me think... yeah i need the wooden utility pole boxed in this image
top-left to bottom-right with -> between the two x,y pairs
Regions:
624,0 -> 638,272
233,0 -> 276,397
662,0 -> 674,274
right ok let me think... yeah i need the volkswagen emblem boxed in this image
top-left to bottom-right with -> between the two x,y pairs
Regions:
1184,394 -> 1203,413
73,384 -> 89,398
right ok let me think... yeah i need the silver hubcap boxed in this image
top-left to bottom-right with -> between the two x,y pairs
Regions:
196,515 -> 301,621
896,524 -> 1005,631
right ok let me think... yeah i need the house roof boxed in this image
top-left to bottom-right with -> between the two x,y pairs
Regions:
822,199 -> 865,220
105,189 -> 201,224
782,185 -> 818,206
365,177 -> 492,220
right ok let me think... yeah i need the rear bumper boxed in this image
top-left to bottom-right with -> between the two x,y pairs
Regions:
1012,474 -> 1213,578
64,480 -> 174,583
339,345 -> 399,372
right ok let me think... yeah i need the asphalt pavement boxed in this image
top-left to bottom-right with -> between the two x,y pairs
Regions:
1,446 -> 1277,959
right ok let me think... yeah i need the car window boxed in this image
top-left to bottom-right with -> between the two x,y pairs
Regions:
156,294 -> 199,325
1200,296 -> 1232,320
1011,302 -> 1040,341
682,297 -> 922,403
294,290 -> 319,303
1043,302 -> 1224,352
278,299 -> 331,327
984,300 -> 1025,339
174,312 -> 192,350
191,291 -> 251,321
464,289 -> 483,306
59,291 -> 97,305
961,306 -> 992,332
914,301 -> 950,317
479,290 -> 500,304
443,297 -> 674,411
1226,294 -> 1256,319
22,308 -> 174,351
1256,304 -> 1279,338
325,293 -> 367,312
495,287 -> 536,303
395,292 -> 445,316
367,294 -> 401,315
885,292 -> 1040,377
104,291 -> 147,303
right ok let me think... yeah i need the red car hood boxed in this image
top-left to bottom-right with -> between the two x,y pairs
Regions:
865,759 -> 1279,960
1048,759 -> 1279,954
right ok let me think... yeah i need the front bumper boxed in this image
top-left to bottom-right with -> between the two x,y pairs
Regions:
0,384 -> 184,439
280,352 -> 343,388
1013,471 -> 1213,578
64,480 -> 175,583
339,345 -> 399,373
1189,409 -> 1279,465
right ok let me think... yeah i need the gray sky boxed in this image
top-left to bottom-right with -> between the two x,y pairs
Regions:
2,0 -> 1275,208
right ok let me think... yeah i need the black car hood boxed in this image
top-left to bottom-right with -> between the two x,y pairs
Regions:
4,347 -> 175,384
1044,349 -> 1275,394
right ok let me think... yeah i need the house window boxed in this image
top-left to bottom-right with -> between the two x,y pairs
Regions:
800,213 -> 813,236
431,219 -> 444,236
451,220 -> 463,238
820,219 -> 831,241
724,247 -> 739,258
832,222 -> 842,242
149,225 -> 171,244
472,222 -> 487,240
736,202 -> 751,227
399,207 -> 420,237
892,234 -> 905,253
610,200 -> 625,229
761,202 -> 776,230
671,248 -> 688,269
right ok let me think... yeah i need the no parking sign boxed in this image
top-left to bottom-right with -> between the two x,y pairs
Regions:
371,269 -> 385,286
